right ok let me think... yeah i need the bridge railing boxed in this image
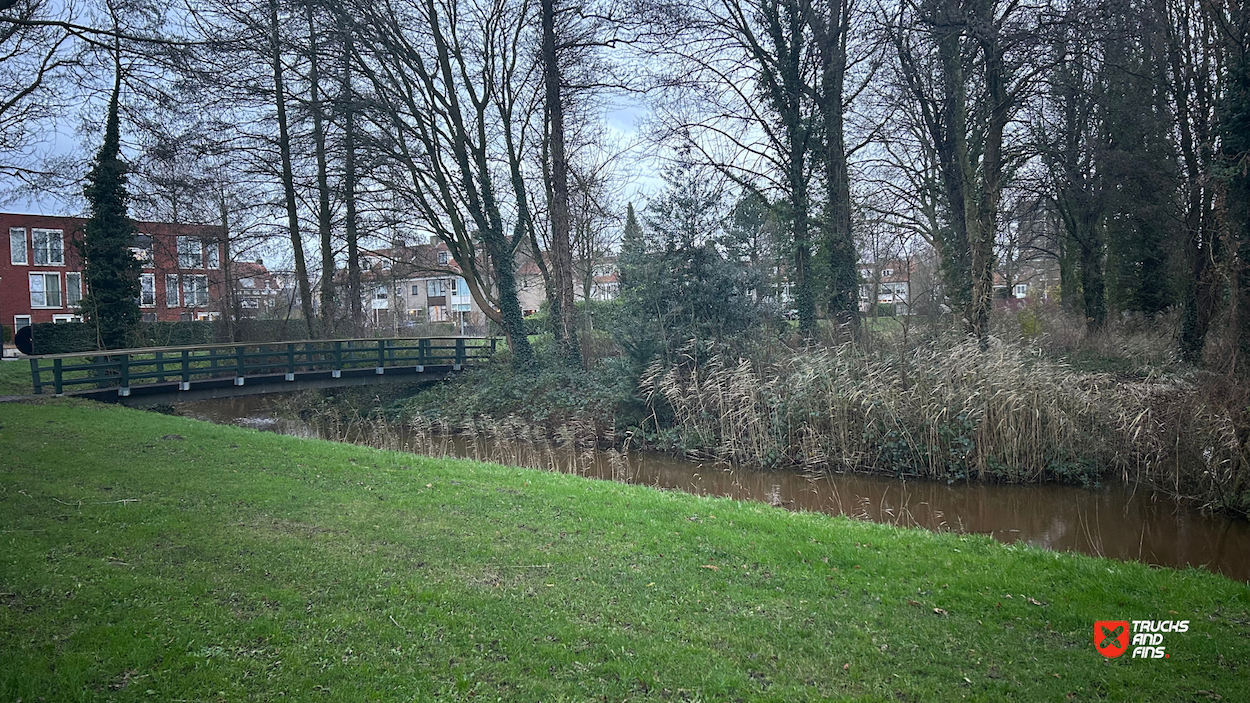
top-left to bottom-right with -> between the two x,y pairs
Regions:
30,336 -> 496,396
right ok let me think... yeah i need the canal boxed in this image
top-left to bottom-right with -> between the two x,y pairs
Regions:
179,395 -> 1250,582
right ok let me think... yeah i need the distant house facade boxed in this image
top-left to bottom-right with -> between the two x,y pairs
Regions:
0,213 -> 227,334
858,260 -> 912,314
231,259 -> 299,319
357,240 -> 489,332
516,254 -> 620,316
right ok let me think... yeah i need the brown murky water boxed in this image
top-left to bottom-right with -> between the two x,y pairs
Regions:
180,396 -> 1250,582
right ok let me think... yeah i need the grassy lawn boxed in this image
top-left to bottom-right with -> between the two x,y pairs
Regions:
1,400 -> 1247,701
0,358 -> 33,396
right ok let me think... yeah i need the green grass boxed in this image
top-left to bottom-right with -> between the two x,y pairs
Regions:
0,359 -> 33,395
1,400 -> 1247,702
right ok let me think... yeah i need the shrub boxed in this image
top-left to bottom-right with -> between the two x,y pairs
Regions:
31,323 -> 98,355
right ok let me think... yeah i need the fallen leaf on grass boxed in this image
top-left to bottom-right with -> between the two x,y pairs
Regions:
933,608 -> 949,616
842,663 -> 849,671
1027,597 -> 1047,607
907,600 -> 923,607
700,565 -> 720,571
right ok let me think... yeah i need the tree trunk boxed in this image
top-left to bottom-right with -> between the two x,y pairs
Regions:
340,15 -> 363,335
269,0 -> 315,334
541,0 -> 580,363
812,0 -> 859,332
307,1 -> 335,336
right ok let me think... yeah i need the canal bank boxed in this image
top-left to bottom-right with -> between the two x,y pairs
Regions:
179,395 -> 1250,582
2,398 -> 1248,701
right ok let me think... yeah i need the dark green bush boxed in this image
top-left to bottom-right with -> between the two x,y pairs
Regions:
31,323 -> 98,354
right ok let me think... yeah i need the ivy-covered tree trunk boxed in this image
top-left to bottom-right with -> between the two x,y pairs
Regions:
80,59 -> 140,350
541,0 -> 581,365
1224,7 -> 1250,370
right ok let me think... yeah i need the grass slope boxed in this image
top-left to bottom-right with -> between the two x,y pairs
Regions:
0,359 -> 33,396
0,400 -> 1247,702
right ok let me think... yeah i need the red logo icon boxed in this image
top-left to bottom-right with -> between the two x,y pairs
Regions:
1095,620 -> 1129,658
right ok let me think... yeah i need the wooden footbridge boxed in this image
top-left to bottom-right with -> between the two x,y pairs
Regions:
29,337 -> 495,406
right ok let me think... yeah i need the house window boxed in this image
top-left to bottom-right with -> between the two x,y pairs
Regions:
375,288 -> 388,300
240,277 -> 255,288
29,272 -> 61,308
177,236 -> 201,269
206,242 -> 220,269
142,312 -> 158,323
437,251 -> 450,265
139,273 -> 156,307
881,268 -> 894,277
452,302 -> 472,313
240,298 -> 259,309
183,274 -> 208,307
450,277 -> 467,296
426,279 -> 444,296
14,315 -> 31,331
52,314 -> 82,324
130,234 -> 153,264
1014,283 -> 1028,298
412,285 -> 420,296
10,228 -> 26,265
32,229 -> 64,265
66,272 -> 83,307
166,274 -> 180,307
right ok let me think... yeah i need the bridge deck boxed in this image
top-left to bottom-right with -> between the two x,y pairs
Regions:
30,337 -> 494,404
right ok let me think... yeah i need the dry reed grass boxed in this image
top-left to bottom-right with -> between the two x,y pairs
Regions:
642,335 -> 1248,514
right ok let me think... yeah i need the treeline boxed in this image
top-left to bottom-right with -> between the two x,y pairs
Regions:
1,0 -> 1249,366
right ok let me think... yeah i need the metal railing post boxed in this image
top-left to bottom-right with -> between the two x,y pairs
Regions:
118,355 -> 130,396
235,345 -> 246,386
332,341 -> 342,378
417,338 -> 427,372
30,358 -> 42,395
286,343 -> 296,381
376,339 -> 385,374
180,350 -> 191,391
455,338 -> 465,370
53,358 -> 63,395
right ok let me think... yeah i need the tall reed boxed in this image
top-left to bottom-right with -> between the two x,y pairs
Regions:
640,335 -> 1250,514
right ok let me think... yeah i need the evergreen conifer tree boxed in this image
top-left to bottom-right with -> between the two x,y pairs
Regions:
80,64 -> 141,349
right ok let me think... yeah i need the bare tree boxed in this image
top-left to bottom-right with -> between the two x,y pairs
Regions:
344,0 -> 536,366
889,0 -> 1045,347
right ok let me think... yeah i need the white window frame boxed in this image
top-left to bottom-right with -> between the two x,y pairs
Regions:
30,271 -> 62,308
139,273 -> 156,307
240,298 -> 260,309
426,279 -> 445,296
65,272 -> 83,308
165,274 -> 180,307
881,268 -> 894,277
31,229 -> 64,266
13,315 -> 32,331
9,228 -> 27,265
183,274 -> 208,307
1014,284 -> 1028,298
437,251 -> 449,265
52,314 -> 82,324
177,236 -> 202,269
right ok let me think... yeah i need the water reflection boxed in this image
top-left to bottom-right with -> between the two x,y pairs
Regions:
180,396 -> 1250,582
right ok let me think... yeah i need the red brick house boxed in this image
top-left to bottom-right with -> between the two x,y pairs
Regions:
1,213 -> 227,334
